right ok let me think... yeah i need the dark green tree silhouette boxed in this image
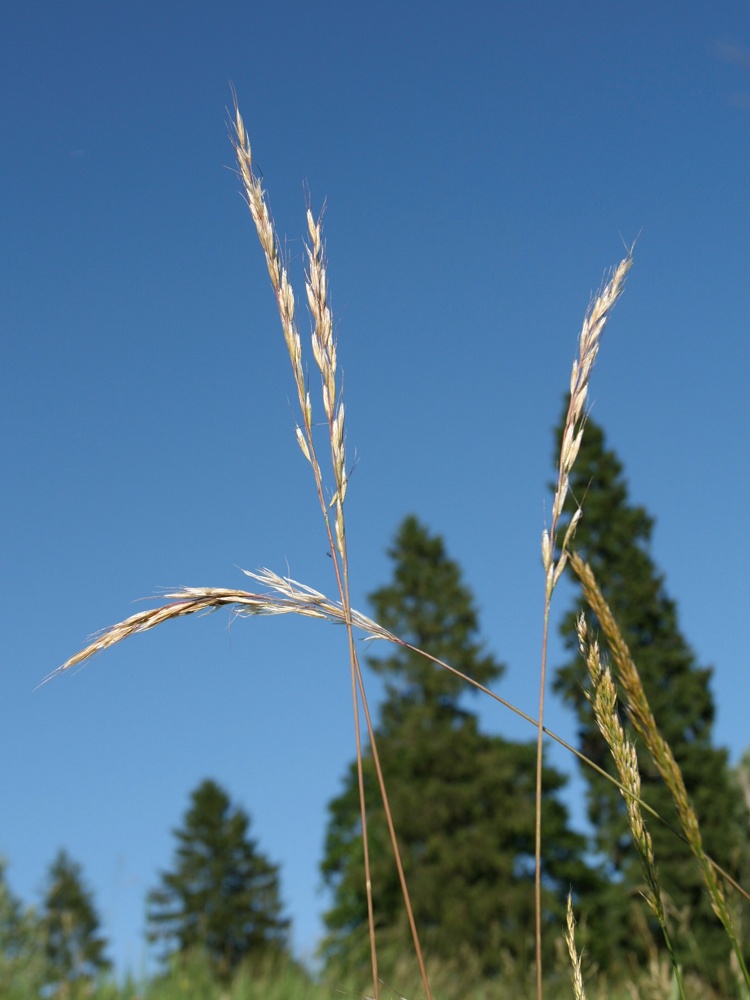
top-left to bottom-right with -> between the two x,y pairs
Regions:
321,515 -> 597,976
0,858 -> 47,997
40,850 -> 110,996
147,779 -> 289,980
553,409 -> 745,979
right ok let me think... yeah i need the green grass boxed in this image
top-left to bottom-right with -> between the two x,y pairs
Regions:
31,948 -> 741,1000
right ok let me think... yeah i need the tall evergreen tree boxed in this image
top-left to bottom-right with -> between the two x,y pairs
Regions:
321,515 -> 597,976
553,409 -> 745,977
147,779 -> 289,980
40,850 -> 110,996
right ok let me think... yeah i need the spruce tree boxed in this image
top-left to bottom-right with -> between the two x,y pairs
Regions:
40,850 -> 110,995
553,409 -> 744,977
147,779 -> 289,980
321,515 -> 597,976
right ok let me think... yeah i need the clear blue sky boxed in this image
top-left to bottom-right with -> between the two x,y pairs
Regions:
2,0 -> 749,980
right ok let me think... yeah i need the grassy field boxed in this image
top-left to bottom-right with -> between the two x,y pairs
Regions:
17,948 -> 746,1000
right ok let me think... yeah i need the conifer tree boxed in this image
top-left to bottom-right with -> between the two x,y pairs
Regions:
553,409 -> 745,977
40,850 -> 110,995
321,515 -> 597,976
147,779 -> 289,980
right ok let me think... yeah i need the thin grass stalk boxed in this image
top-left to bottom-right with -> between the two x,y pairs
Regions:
576,614 -> 687,1000
569,550 -> 750,989
349,643 -> 433,999
534,603 -> 552,1000
536,252 -> 632,1000
346,641 -> 379,995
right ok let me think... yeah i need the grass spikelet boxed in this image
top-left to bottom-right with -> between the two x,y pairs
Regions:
564,892 -> 588,1000
544,252 -> 633,593
44,576 -> 386,683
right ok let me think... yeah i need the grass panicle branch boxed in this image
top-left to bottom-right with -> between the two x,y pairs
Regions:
543,252 -> 633,595
564,893 -> 588,1000
576,614 -> 686,1000
44,572 -> 382,682
569,550 -> 750,989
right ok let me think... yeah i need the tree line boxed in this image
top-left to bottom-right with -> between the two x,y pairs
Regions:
1,779 -> 290,995
3,410 -> 749,994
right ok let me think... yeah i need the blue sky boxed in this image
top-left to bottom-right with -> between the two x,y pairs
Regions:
2,0 -> 749,980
